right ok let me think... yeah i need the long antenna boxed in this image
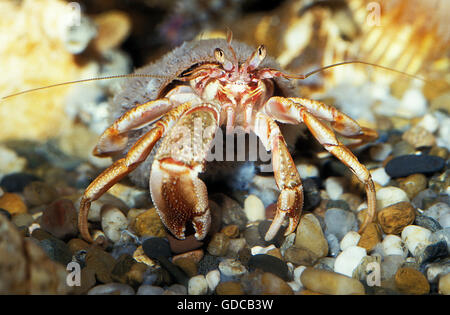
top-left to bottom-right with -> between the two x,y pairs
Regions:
1,73 -> 171,101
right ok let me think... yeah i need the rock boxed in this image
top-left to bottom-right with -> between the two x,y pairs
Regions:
106,183 -> 148,209
248,254 -> 290,281
378,202 -> 416,234
219,258 -> 247,277
251,244 -> 276,256
211,193 -> 247,230
401,225 -> 432,256
392,141 -> 415,157
324,177 -> 345,200
295,213 -> 328,258
206,269 -> 220,292
439,273 -> 450,295
164,283 -> 187,295
41,199 -> 78,239
385,155 -> 445,178
326,199 -> 350,211
101,206 -> 128,243
172,249 -> 204,265
380,255 -> 405,280
23,181 -> 58,207
142,237 -> 171,259
376,187 -> 410,211
226,238 -> 247,257
412,189 -> 439,209
126,262 -> 149,286
381,235 -> 408,257
394,267 -> 430,295
302,178 -> 321,211
173,257 -> 198,278
259,272 -> 293,295
425,202 -> 450,221
207,232 -> 230,256
439,213 -> 450,228
284,247 -> 319,266
71,267 -> 96,295
132,246 -> 157,267
425,259 -> 450,283
132,207 -> 167,238
258,220 -> 285,246
12,213 -> 33,228
300,267 -> 365,295
402,126 -> 435,148
417,113 -> 439,133
415,215 -> 443,232
326,233 -> 340,257
244,224 -> 267,247
0,192 -> 27,216
369,143 -> 392,162
243,194 -> 265,222
370,168 -> 390,186
324,208 -> 358,241
357,223 -> 382,252
38,238 -> 72,265
216,281 -> 244,295
198,254 -> 220,276
167,234 -> 203,254
397,174 -> 428,199
296,163 -> 319,178
340,231 -> 361,251
86,246 -> 117,284
0,173 -> 40,193
188,275 -> 208,295
416,240 -> 448,265
221,224 -> 240,238
334,246 -> 367,277
293,265 -> 307,288
431,228 -> 450,252
136,284 -> 165,295
0,146 -> 27,177
88,283 -> 135,295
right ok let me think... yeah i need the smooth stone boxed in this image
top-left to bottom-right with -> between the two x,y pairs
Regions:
300,267 -> 365,295
371,168 -> 391,186
0,173 -> 40,192
439,273 -> 450,295
226,238 -> 247,257
415,215 -> 443,232
188,275 -> 208,295
218,258 -> 247,277
221,224 -> 240,238
412,189 -> 438,209
244,224 -> 267,247
88,283 -> 135,295
197,254 -> 220,275
397,173 -> 428,199
380,255 -> 405,280
376,187 -> 410,210
106,182 -> 148,209
207,232 -> 230,256
257,220 -> 285,246
280,233 -> 296,257
302,178 -> 321,211
284,246 -> 319,266
251,244 -> 276,256
326,233 -> 340,257
0,192 -> 27,215
260,272 -> 293,295
417,113 -> 439,133
401,225 -> 432,256
324,208 -> 358,241
248,254 -> 290,281
426,259 -> 450,283
340,231 -> 361,251
324,177 -> 344,200
205,269 -> 220,292
38,237 -> 72,265
430,228 -> 450,252
110,254 -> 135,283
377,201 -> 416,234
142,237 -> 171,259
385,154 -> 445,178
424,202 -> 450,221
23,181 -> 58,206
334,246 -> 367,277
167,234 -> 203,254
173,257 -> 198,277
314,257 -> 336,272
101,206 -> 128,243
295,213 -> 328,258
132,246 -> 157,267
172,249 -> 204,265
381,235 -> 408,257
136,284 -> 164,295
40,199 -> 78,240
296,163 -> 319,178
416,240 -> 448,265
243,194 -> 265,222
0,146 -> 27,176
394,267 -> 430,295
392,141 -> 415,157
326,199 -> 350,211
133,208 -> 167,238
357,223 -> 382,252
164,284 -> 187,295
216,281 -> 244,295
369,143 -> 392,162
439,213 -> 450,228
402,126 -> 435,148
12,213 -> 33,228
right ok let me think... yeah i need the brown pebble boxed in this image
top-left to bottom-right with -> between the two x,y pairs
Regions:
173,257 -> 198,277
0,192 -> 27,215
266,248 -> 284,261
133,208 -> 167,238
221,224 -> 240,238
377,202 -> 416,234
126,262 -> 148,287
172,249 -> 204,264
67,238 -> 90,254
207,232 -> 230,256
167,234 -> 203,254
402,126 -> 436,148
261,272 -> 293,295
395,267 -> 430,295
357,223 -> 382,252
397,174 -> 427,199
216,281 -> 244,295
23,181 -> 58,206
284,247 -> 319,266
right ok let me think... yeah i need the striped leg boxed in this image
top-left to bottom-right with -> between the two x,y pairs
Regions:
79,103 -> 192,242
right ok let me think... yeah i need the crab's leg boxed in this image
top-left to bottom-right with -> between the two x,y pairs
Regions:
252,112 -> 304,241
150,104 -> 221,240
79,103 -> 192,242
265,97 -> 376,233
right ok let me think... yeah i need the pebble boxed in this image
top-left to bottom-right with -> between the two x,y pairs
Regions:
101,206 -> 128,243
38,237 -> 73,265
173,257 -> 198,277
394,267 -> 430,295
212,193 -> 247,230
244,224 -> 267,247
219,258 -> 247,277
296,163 -> 319,178
397,173 -> 428,199
377,201 -> 416,234
326,233 -> 340,257
111,254 -> 135,283
424,202 -> 450,221
284,246 -> 319,266
88,283 -> 135,295
0,173 -> 40,193
251,244 -> 276,255
324,177 -> 345,200
426,259 -> 450,283
206,269 -> 221,292
439,213 -> 450,228
380,255 -> 404,280
207,232 -> 230,256
221,224 -> 240,238
132,208 -> 167,238
0,208 -> 11,220
0,146 -> 27,176
370,167 -> 390,186
260,272 -> 294,295
392,141 -> 415,157
226,238 -> 247,257
334,246 -> 367,277
23,181 -> 58,207
188,275 -> 208,295
385,154 -> 445,178
376,187 -> 410,210
431,228 -> 450,252
417,113 -> 439,133
300,267 -> 365,295
132,246 -> 157,267
417,239 -> 448,265
381,235 -> 408,257
0,192 -> 28,216
439,273 -> 450,295
215,281 -> 244,295
401,225 -> 432,256
12,213 -> 34,228
248,254 -> 290,281
293,266 -> 307,288
243,194 -> 265,222
357,223 -> 382,252
172,249 -> 204,265
86,246 -> 117,283
136,284 -> 165,295
369,143 -> 393,162
167,234 -> 204,254
302,178 -> 321,211
402,126 -> 436,148
142,237 -> 171,259
40,199 -> 78,240
295,213 -> 328,258
324,208 -> 358,241
414,215 -> 443,232
106,182 -> 148,209
340,231 -> 361,251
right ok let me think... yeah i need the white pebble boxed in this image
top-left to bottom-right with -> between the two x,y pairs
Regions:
188,275 -> 208,295
381,235 -> 408,257
205,269 -> 221,292
293,266 -> 307,288
101,206 -> 128,243
287,281 -> 301,292
325,177 -> 345,200
296,163 -> 319,178
417,113 -> 439,133
244,194 -> 266,222
369,143 -> 392,162
251,244 -> 276,255
218,259 -> 247,277
438,213 -> 450,229
401,225 -> 432,256
334,246 -> 367,277
340,231 -> 361,251
376,186 -> 409,210
370,167 -> 391,186
0,146 -> 26,179
397,88 -> 427,119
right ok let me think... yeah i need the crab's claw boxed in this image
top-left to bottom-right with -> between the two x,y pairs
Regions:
150,159 -> 211,240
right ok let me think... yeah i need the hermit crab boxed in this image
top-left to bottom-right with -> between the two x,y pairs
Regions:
76,32 -> 380,243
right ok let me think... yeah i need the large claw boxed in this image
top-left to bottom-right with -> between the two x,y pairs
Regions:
150,159 -> 211,240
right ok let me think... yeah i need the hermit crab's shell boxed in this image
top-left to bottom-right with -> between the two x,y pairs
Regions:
110,38 -> 297,188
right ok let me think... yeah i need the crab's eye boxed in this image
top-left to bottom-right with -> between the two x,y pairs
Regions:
214,48 -> 225,63
257,45 -> 266,60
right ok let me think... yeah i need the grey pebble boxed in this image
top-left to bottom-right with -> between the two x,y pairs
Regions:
414,215 -> 443,232
136,285 -> 165,295
88,283 -> 135,295
324,208 -> 358,241
325,233 -> 340,257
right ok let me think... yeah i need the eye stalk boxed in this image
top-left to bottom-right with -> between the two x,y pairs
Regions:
244,44 -> 267,72
214,48 -> 234,71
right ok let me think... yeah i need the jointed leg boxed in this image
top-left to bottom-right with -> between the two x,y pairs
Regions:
253,112 -> 304,241
79,103 -> 192,242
